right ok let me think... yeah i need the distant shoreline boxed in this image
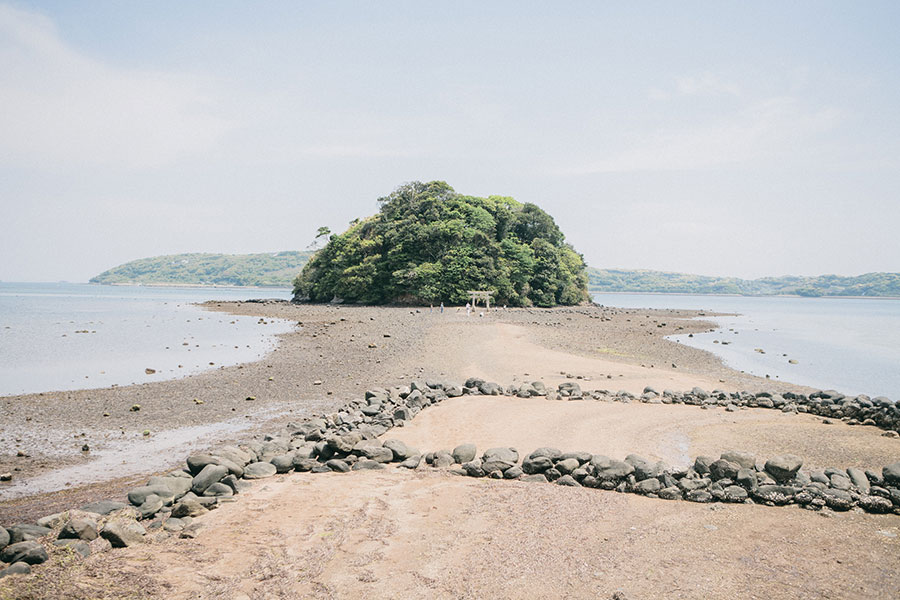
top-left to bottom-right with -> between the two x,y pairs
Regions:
590,289 -> 900,300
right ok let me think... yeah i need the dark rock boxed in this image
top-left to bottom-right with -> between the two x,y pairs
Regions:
0,562 -> 31,578
693,456 -> 714,475
592,456 -> 634,481
521,474 -> 548,483
522,455 -> 554,474
658,486 -> 682,500
399,455 -> 422,469
452,444 -> 477,464
171,499 -> 207,519
722,485 -> 749,502
352,459 -> 384,471
529,447 -> 562,461
191,464 -> 229,495
822,488 -> 854,511
482,447 -> 519,464
858,495 -> 894,514
735,468 -> 758,491
555,458 -> 580,475
556,474 -> 581,487
0,541 -> 47,565
433,451 -> 455,468
202,482 -> 234,497
59,518 -> 99,541
847,467 -> 870,494
293,457 -> 320,472
326,459 -> 350,473
270,453 -> 296,473
7,524 -> 51,544
720,451 -> 756,470
80,500 -> 127,516
708,459 -> 741,482
883,462 -> 900,486
0,528 -> 7,552
504,466 -> 524,479
243,462 -> 277,479
624,454 -> 658,481
752,485 -> 797,505
765,455 -> 803,483
634,478 -> 661,494
383,439 -> 414,461
101,519 -> 146,547
686,490 -> 713,503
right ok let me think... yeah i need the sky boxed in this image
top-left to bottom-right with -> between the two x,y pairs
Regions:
1,1 -> 899,282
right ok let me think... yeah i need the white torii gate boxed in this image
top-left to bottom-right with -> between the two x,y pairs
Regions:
467,290 -> 493,310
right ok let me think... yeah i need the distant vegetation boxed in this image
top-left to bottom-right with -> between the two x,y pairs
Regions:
588,268 -> 900,297
90,252 -> 312,287
293,181 -> 590,307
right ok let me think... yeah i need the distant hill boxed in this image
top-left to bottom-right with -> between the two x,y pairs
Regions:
91,251 -> 900,298
90,251 -> 313,287
587,268 -> 900,297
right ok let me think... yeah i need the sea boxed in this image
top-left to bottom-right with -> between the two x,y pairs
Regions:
0,282 -> 294,397
593,293 -> 900,400
1,284 -> 897,400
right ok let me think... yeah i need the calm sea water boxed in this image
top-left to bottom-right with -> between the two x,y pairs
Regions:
0,283 -> 293,396
592,293 -> 900,400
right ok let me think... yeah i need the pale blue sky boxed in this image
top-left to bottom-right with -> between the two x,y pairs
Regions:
1,1 -> 898,281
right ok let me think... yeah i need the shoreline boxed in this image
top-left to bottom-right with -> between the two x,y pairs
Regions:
0,302 -> 805,519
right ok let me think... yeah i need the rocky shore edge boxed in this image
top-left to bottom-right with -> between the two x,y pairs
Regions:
1,378 -> 898,581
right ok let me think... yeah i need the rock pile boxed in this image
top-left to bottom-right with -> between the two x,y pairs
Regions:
1,378 -> 897,580
429,444 -> 900,514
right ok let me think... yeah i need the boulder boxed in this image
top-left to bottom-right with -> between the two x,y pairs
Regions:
100,519 -> 147,548
7,524 -> 51,544
529,447 -> 562,461
722,485 -> 749,502
383,439 -> 415,461
482,447 -> 519,464
0,541 -> 48,565
80,500 -> 126,516
764,455 -> 803,483
171,499 -> 208,519
270,453 -> 296,473
847,468 -> 871,494
556,474 -> 581,487
0,528 -> 7,552
0,562 -> 31,578
634,478 -> 662,494
822,488 -> 854,511
752,485 -> 797,505
708,459 -> 741,482
504,466 -> 524,479
463,460 -> 486,478
452,444 -> 477,464
883,462 -> 900,486
858,495 -> 894,514
190,464 -> 229,495
720,451 -> 756,470
433,452 -> 455,468
522,455 -> 554,474
592,456 -> 634,481
202,483 -> 234,498
693,456 -> 714,476
555,458 -> 580,475
398,455 -> 422,469
658,486 -> 683,500
243,462 -> 277,479
521,474 -> 549,483
686,490 -> 713,503
624,455 -> 658,481
352,459 -> 384,471
325,459 -> 351,473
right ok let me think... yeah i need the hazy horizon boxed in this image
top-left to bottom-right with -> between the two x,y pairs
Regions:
2,2 -> 899,282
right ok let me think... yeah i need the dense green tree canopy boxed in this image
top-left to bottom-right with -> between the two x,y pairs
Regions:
292,181 -> 590,307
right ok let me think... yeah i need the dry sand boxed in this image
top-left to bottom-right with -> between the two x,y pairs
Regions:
1,302 -> 898,599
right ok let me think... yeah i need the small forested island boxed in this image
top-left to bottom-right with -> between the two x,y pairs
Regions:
90,251 -> 312,287
293,181 -> 590,306
588,268 -> 900,297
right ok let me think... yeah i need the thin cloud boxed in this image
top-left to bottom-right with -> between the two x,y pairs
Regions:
0,4 -> 233,170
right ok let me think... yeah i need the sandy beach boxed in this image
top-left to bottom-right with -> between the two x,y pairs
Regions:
1,301 -> 897,599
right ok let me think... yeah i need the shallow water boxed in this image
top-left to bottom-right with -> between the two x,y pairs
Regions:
0,282 -> 294,396
592,293 -> 900,399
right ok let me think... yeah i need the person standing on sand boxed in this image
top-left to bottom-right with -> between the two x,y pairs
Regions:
466,302 -> 471,316
440,302 -> 444,313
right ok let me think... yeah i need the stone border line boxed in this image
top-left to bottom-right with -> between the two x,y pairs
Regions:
1,379 -> 897,579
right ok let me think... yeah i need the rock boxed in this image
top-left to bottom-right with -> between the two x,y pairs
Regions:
693,456 -> 714,476
765,455 -> 803,483
883,462 -> 900,486
101,519 -> 147,547
522,455 -> 554,474
270,453 -> 296,473
634,478 -> 661,494
202,482 -> 234,497
752,485 -> 797,505
398,455 -> 422,469
830,474 -> 852,491
555,458 -> 580,475
463,460 -> 486,478
52,538 -> 91,558
452,444 -> 477,464
293,457 -> 320,472
658,486 -> 682,500
7,523 -> 51,543
326,459 -> 351,473
720,451 -> 756,470
80,500 -> 127,515
722,485 -> 749,502
0,562 -> 31,578
433,451 -> 455,468
190,464 -> 229,495
0,528 -> 7,552
0,541 -> 48,565
482,447 -> 519,464
624,454 -> 658,481
556,474 -> 581,487
352,459 -> 384,471
504,466 -> 524,479
858,495 -> 894,514
482,459 -> 515,474
529,447 -> 563,461
521,474 -> 548,483
847,468 -> 871,494
393,407 -> 413,421
383,439 -> 415,461
243,462 -> 277,479
822,488 -> 854,511
171,499 -> 208,519
709,459 -> 741,482
592,456 -> 635,481
686,490 -> 713,503
137,495 -> 164,519
735,468 -> 758,491
36,513 -> 67,529
59,518 -> 98,541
